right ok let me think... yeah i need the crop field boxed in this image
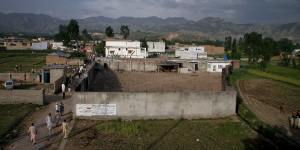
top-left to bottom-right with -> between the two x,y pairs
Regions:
0,52 -> 47,73
65,119 -> 275,150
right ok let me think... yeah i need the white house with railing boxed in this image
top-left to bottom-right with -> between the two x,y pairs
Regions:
105,40 -> 147,58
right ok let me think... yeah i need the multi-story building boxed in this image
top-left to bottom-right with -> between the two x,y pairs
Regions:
105,40 -> 147,58
175,46 -> 207,59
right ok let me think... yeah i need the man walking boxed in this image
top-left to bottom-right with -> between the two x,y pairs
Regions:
45,113 -> 53,136
61,120 -> 69,139
60,102 -> 65,116
28,123 -> 37,145
62,83 -> 66,99
55,102 -> 59,113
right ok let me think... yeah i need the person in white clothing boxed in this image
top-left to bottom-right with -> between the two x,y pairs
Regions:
61,83 -> 66,99
55,102 -> 59,113
45,113 -> 53,136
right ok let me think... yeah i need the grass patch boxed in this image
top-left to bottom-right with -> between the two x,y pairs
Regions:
230,65 -> 300,149
247,69 -> 300,87
0,53 -> 47,73
68,119 -> 275,150
0,104 -> 37,144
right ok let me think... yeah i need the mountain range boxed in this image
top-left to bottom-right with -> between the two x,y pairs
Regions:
0,12 -> 300,43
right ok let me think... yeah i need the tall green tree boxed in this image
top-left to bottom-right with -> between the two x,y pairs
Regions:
231,39 -> 237,59
140,38 -> 148,51
67,19 -> 80,40
105,26 -> 114,37
81,29 -> 92,41
243,32 -> 262,64
260,37 -> 275,71
54,19 -> 80,46
224,36 -> 232,53
278,38 -> 294,53
95,41 -> 106,57
120,25 -> 130,39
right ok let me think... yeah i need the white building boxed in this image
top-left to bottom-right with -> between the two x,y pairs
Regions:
147,42 -> 165,53
31,42 -> 48,50
50,42 -> 66,50
105,41 -> 147,58
207,61 -> 231,72
175,46 -> 207,59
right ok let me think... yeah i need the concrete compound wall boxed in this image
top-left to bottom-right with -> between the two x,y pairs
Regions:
0,73 -> 41,83
0,89 -> 45,105
72,90 -> 236,120
99,59 -> 158,72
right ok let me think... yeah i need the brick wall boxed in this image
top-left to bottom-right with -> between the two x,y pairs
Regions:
0,89 -> 45,105
46,55 -> 67,65
0,73 -> 41,83
46,55 -> 83,66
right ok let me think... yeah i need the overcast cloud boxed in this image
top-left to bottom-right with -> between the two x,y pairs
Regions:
0,0 -> 299,23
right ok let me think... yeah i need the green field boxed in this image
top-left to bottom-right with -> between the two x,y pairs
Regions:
0,51 -> 48,73
230,63 -> 300,148
230,63 -> 300,87
66,119 -> 275,150
0,104 -> 37,144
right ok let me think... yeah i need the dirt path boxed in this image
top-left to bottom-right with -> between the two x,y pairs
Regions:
4,94 -> 73,150
237,80 -> 300,143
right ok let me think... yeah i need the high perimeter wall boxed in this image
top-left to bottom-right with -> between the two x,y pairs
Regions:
72,90 -> 236,120
0,90 -> 45,105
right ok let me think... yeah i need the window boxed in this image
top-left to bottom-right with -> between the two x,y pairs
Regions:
184,48 -> 188,51
22,43 -> 28,46
128,50 -> 133,54
118,48 -> 121,51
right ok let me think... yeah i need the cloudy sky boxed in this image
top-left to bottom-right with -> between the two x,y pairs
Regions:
1,0 -> 300,24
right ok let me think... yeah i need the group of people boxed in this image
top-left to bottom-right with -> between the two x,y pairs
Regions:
289,111 -> 300,128
27,102 -> 69,145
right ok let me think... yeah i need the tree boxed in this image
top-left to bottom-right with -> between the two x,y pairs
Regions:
277,38 -> 294,67
260,37 -> 275,71
278,38 -> 294,53
54,25 -> 70,46
224,36 -> 232,53
95,41 -> 106,57
231,39 -> 237,59
140,38 -> 148,51
105,26 -> 114,37
243,32 -> 262,64
81,29 -> 92,41
54,19 -> 80,46
120,25 -> 130,39
67,19 -> 80,41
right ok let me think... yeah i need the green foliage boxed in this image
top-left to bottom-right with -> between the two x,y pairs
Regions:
0,104 -> 37,144
224,36 -> 232,52
95,41 -> 106,56
70,51 -> 85,58
120,25 -> 130,39
140,37 -> 148,50
0,52 -> 46,73
81,29 -> 92,42
278,38 -> 294,53
68,19 -> 80,40
105,26 -> 114,37
91,119 -> 269,149
54,19 -> 80,46
259,37 -> 275,71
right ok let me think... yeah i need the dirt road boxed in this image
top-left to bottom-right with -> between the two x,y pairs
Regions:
4,94 -> 73,150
